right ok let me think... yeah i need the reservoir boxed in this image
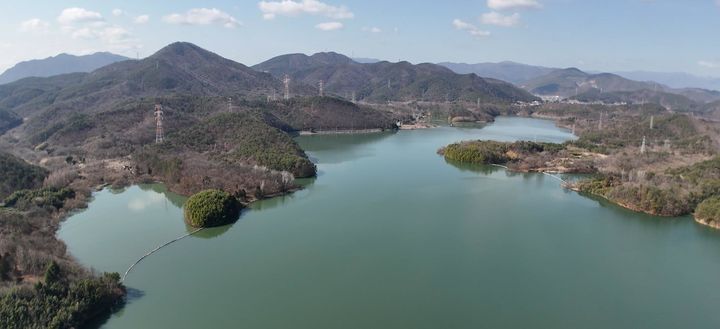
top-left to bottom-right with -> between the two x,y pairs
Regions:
58,117 -> 720,329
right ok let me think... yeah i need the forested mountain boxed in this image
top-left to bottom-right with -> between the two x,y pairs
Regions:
0,42 -> 400,198
253,52 -> 538,103
0,52 -> 129,85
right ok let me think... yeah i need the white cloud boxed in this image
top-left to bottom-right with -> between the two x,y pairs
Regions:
163,8 -> 241,28
487,0 -> 541,10
112,9 -> 123,17
134,15 -> 150,24
53,8 -> 140,51
19,18 -> 50,32
362,26 -> 381,33
452,19 -> 490,38
57,7 -> 104,25
315,21 -> 343,31
258,0 -> 354,20
481,11 -> 521,27
698,60 -> 720,69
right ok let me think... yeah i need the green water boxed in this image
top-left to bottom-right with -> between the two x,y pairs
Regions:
59,117 -> 720,329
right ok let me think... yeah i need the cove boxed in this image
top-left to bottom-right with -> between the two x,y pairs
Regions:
58,117 -> 720,329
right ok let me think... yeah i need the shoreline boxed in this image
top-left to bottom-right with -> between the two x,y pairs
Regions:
295,128 -> 388,136
695,216 -> 720,229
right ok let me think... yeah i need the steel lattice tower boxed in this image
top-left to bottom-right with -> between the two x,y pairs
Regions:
154,104 -> 164,144
283,74 -> 290,100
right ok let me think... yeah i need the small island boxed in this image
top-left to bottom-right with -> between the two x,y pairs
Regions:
183,189 -> 243,228
438,140 -> 597,173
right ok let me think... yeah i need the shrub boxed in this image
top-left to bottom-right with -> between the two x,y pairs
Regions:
3,187 -> 75,210
696,196 -> 720,224
183,189 -> 242,228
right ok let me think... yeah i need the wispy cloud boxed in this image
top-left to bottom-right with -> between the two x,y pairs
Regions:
453,19 -> 490,38
487,0 -> 541,10
481,11 -> 520,27
315,21 -> 343,31
163,8 -> 241,28
19,18 -> 50,32
112,9 -> 124,17
698,60 -> 720,69
258,0 -> 353,20
134,15 -> 150,24
362,26 -> 382,33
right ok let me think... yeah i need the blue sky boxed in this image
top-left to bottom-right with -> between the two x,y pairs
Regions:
1,0 -> 719,77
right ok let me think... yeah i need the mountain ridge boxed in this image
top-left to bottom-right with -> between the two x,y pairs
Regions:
254,53 -> 538,103
0,52 -> 130,85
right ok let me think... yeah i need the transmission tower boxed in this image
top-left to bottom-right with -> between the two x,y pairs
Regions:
640,136 -> 646,154
351,91 -> 356,103
227,97 -> 232,112
154,104 -> 164,144
650,115 -> 654,129
283,74 -> 290,100
319,80 -> 324,97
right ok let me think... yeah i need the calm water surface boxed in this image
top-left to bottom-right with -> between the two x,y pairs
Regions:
58,117 -> 720,329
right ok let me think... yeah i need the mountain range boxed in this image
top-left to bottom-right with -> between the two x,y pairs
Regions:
520,67 -> 720,105
438,61 -> 555,85
438,62 -> 720,95
0,52 -> 129,85
253,52 -> 538,103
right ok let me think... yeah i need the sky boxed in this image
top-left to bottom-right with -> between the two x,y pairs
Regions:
1,0 -> 719,77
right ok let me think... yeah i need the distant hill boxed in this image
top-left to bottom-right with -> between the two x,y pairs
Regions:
523,68 -> 720,107
0,52 -> 130,85
613,71 -> 720,91
254,52 -> 538,103
438,61 -> 555,85
571,89 -> 699,112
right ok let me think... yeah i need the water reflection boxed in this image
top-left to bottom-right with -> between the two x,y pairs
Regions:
193,224 -> 233,239
443,158 -> 505,175
137,184 -> 186,209
296,131 -> 395,164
